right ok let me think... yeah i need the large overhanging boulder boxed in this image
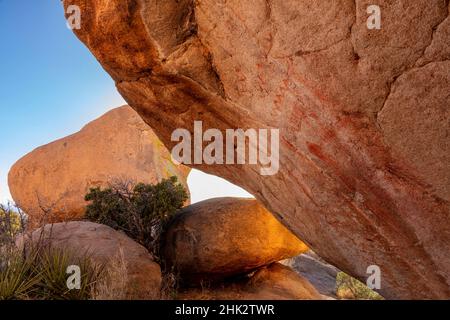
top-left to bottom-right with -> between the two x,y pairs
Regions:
62,0 -> 450,299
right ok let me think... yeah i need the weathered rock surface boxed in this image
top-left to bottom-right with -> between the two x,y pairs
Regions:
63,0 -> 450,299
19,221 -> 162,299
178,263 -> 322,300
282,252 -> 340,298
8,106 -> 190,224
162,197 -> 308,284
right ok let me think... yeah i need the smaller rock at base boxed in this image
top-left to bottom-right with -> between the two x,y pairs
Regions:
162,197 -> 309,285
177,263 -> 322,300
281,251 -> 340,298
17,221 -> 162,300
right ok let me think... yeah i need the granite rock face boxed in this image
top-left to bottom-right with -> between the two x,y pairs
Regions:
8,106 -> 190,224
63,0 -> 450,299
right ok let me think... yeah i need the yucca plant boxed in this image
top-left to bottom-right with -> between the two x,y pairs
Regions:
1,202 -> 105,300
0,204 -> 37,300
33,248 -> 103,300
0,246 -> 104,300
0,250 -> 40,300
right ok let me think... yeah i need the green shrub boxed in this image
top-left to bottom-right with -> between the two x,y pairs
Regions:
84,176 -> 188,259
0,204 -> 26,248
336,272 -> 384,300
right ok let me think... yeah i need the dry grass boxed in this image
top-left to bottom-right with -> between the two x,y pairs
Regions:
160,270 -> 180,300
91,248 -> 130,300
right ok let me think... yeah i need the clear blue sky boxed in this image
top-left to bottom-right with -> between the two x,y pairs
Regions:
0,0 -> 126,202
0,0 -> 252,204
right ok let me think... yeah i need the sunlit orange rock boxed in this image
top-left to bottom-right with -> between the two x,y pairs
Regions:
8,106 -> 190,225
162,197 -> 308,284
